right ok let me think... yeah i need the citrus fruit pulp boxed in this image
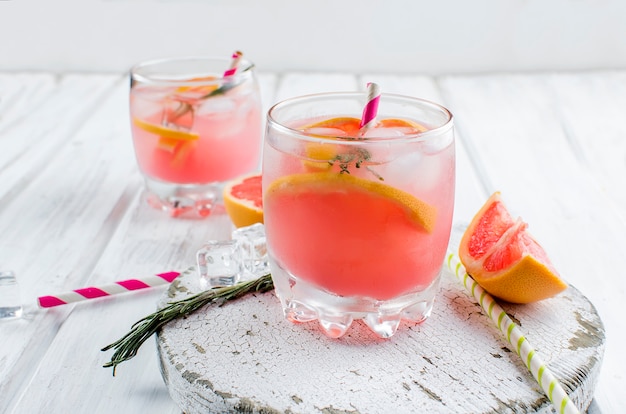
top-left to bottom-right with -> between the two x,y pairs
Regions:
459,192 -> 567,303
377,118 -> 428,132
223,173 -> 263,228
301,117 -> 361,137
264,172 -> 440,300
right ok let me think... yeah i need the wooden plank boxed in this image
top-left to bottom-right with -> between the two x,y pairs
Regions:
274,73 -> 359,101
10,289 -> 181,414
0,74 -> 120,202
1,70 -> 621,413
439,72 -> 625,413
0,73 -> 134,414
9,72 -> 280,413
548,71 -> 626,215
0,73 -> 57,133
546,70 -> 626,414
258,72 -> 279,116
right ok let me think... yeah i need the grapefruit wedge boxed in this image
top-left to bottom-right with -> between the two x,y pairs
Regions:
459,192 -> 567,303
223,173 -> 263,228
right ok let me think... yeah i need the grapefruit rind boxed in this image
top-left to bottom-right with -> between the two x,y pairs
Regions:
299,117 -> 361,137
378,118 -> 428,133
265,172 -> 437,233
223,173 -> 264,228
303,143 -> 336,171
470,255 -> 568,304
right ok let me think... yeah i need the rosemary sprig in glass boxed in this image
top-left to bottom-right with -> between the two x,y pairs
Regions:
167,59 -> 253,123
331,148 -> 384,181
101,272 -> 274,375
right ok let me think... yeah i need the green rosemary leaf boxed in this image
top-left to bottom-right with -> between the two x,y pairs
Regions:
332,148 -> 383,180
201,80 -> 239,99
101,273 -> 274,376
168,79 -> 243,122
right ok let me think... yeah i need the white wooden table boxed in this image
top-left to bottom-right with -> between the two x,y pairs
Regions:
0,70 -> 624,413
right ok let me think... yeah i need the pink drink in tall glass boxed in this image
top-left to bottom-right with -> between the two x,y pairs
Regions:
263,92 -> 455,338
129,56 -> 262,217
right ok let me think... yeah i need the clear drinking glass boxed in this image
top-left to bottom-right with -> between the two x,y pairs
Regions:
262,92 -> 455,338
129,56 -> 262,217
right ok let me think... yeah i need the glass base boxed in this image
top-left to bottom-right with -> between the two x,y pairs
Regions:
270,260 -> 442,339
143,176 -> 223,218
0,271 -> 22,320
0,305 -> 23,320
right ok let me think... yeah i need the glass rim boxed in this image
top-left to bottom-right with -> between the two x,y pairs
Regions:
130,55 -> 255,85
267,91 -> 454,144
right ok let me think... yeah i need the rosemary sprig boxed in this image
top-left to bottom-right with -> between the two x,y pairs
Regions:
101,272 -> 274,375
168,80 -> 242,123
168,57 -> 253,122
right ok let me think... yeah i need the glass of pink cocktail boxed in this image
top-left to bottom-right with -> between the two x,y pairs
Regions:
263,92 -> 455,338
129,56 -> 262,217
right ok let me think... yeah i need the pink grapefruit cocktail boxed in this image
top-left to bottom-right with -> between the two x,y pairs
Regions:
263,93 -> 455,338
129,56 -> 262,217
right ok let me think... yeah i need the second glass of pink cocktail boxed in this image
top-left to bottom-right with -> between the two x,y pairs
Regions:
129,55 -> 262,217
263,91 -> 455,338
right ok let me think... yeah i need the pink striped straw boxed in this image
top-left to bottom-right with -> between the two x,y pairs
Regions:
223,50 -> 243,77
359,82 -> 381,131
37,271 -> 180,308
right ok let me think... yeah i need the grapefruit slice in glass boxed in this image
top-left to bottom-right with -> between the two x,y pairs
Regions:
264,172 -> 438,300
266,172 -> 437,233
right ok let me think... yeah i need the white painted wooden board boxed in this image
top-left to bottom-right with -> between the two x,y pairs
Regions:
1,71 -> 624,413
0,73 -> 277,414
438,72 -> 626,413
157,260 -> 604,414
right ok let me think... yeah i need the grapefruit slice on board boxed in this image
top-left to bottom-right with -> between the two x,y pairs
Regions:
223,173 -> 263,228
459,192 -> 567,304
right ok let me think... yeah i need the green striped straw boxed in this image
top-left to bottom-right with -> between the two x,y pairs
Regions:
445,252 -> 580,414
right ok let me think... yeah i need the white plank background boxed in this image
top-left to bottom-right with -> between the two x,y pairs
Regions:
0,70 -> 625,413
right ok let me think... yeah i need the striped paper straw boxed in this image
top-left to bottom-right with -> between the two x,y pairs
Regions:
37,271 -> 180,308
223,50 -> 243,77
445,252 -> 580,414
359,82 -> 381,131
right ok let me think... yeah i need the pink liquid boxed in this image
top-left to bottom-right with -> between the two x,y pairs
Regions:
263,118 -> 455,301
265,179 -> 452,300
130,85 -> 261,184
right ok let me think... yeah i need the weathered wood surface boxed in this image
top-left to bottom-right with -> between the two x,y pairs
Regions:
158,258 -> 604,414
0,71 -> 624,413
